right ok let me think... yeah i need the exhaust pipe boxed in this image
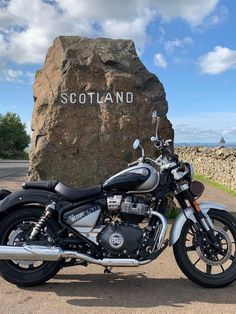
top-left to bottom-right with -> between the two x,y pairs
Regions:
0,245 -> 63,262
0,245 -> 151,266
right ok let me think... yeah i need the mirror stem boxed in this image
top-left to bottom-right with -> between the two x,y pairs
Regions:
140,144 -> 145,157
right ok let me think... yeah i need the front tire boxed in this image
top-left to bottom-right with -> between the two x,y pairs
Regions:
0,207 -> 62,287
173,209 -> 236,288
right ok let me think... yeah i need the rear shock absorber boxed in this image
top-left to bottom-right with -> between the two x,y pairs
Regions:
29,202 -> 56,240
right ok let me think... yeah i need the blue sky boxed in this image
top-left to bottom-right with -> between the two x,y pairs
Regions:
0,0 -> 236,143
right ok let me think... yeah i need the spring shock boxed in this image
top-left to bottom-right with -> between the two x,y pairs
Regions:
29,202 -> 56,240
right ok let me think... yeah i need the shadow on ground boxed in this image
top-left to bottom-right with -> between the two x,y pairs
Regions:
24,272 -> 236,308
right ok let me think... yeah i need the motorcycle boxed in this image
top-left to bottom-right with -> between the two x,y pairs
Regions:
0,111 -> 235,288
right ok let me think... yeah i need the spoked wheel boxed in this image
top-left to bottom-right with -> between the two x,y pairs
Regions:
173,209 -> 236,288
0,207 -> 62,286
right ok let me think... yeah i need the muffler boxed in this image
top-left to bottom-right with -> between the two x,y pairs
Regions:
0,245 -> 151,266
0,245 -> 63,261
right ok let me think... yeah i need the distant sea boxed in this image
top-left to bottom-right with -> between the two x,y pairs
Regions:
175,142 -> 236,148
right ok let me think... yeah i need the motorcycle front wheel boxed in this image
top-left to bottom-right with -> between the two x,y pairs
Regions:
0,207 -> 62,286
173,209 -> 236,288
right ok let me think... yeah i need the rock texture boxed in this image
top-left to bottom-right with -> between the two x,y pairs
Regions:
29,36 -> 173,186
176,146 -> 236,191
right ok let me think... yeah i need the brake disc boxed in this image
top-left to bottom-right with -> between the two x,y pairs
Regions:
196,226 -> 232,266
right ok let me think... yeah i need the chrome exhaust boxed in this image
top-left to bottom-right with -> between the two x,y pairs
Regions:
149,210 -> 168,251
0,245 -> 64,261
0,245 -> 151,266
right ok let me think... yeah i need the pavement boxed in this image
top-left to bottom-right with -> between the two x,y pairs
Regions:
0,161 -> 236,313
0,160 -> 29,191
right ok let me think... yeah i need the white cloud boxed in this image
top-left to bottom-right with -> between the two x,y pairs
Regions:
0,69 -> 23,82
100,8 -> 155,49
198,46 -> 236,75
154,53 -> 167,68
221,127 -> 236,137
0,68 -> 34,83
154,0 -> 219,26
195,5 -> 229,31
0,8 -> 26,31
0,0 -> 223,67
170,112 -> 236,142
164,37 -> 193,54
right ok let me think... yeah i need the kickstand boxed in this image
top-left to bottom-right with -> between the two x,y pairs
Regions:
104,267 -> 112,274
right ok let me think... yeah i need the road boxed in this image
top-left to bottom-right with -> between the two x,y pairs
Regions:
0,160 -> 29,191
0,161 -> 236,313
0,241 -> 235,314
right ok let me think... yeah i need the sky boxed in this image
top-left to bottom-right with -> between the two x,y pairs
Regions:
0,0 -> 235,143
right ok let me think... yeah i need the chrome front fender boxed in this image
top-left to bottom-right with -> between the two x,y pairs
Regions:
169,202 -> 228,246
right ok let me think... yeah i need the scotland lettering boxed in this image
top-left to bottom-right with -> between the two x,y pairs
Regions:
60,91 -> 134,105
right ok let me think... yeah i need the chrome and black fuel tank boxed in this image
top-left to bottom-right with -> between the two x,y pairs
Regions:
103,163 -> 159,193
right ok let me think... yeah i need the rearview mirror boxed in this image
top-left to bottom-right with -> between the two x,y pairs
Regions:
133,139 -> 140,150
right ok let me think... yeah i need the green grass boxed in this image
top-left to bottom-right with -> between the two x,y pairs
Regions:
167,207 -> 180,219
194,173 -> 236,197
0,151 -> 29,160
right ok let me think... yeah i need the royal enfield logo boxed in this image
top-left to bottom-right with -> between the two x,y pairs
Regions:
60,91 -> 134,105
109,233 -> 124,248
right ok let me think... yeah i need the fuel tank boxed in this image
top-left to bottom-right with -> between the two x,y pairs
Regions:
103,163 -> 159,193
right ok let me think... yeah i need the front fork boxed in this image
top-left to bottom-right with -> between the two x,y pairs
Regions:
184,189 -> 221,250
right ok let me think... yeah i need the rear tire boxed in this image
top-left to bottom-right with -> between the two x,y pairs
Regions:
173,209 -> 236,288
0,207 -> 62,286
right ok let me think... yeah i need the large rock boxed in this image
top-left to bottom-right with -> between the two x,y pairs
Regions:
29,36 -> 174,186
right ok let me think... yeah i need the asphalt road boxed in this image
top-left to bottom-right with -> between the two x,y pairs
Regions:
0,241 -> 236,314
0,160 -> 29,191
0,160 -> 29,179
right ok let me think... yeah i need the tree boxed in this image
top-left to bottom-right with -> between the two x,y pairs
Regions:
0,112 -> 31,159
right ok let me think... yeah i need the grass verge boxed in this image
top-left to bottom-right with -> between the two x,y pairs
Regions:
194,173 -> 236,197
167,207 -> 180,219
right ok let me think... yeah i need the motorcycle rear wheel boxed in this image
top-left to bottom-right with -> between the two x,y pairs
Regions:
0,207 -> 62,287
173,209 -> 236,288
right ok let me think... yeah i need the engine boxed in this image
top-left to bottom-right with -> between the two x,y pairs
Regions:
107,195 -> 149,224
98,223 -> 143,257
99,195 -> 150,257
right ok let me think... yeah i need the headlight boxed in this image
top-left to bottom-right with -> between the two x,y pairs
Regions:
190,181 -> 205,198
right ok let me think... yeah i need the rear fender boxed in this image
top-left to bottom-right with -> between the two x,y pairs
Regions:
0,189 -> 11,201
169,202 -> 228,246
0,189 -> 58,214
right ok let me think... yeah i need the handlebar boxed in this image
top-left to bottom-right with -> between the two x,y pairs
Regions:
128,157 -> 158,168
128,160 -> 139,167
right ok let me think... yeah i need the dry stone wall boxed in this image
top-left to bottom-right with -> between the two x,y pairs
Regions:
175,146 -> 236,191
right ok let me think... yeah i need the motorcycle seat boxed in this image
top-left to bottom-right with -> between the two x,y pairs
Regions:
22,180 -> 58,191
54,182 -> 102,202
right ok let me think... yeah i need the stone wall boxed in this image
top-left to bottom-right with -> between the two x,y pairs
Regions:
175,146 -> 236,191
